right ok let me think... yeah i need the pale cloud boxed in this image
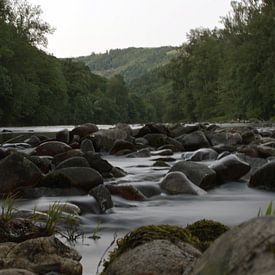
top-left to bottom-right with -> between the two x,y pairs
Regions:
28,0 -> 232,58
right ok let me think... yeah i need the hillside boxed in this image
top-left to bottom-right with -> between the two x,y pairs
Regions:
75,46 -> 178,82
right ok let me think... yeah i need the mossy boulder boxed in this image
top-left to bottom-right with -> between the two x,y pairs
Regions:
186,219 -> 229,251
102,224 -> 200,273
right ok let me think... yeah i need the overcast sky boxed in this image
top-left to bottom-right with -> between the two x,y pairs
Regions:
28,0 -> 233,58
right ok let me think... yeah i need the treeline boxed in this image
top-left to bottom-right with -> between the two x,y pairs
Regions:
0,0 -> 154,126
134,0 -> 275,122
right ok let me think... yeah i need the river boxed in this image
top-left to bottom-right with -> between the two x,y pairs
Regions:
1,124 -> 275,275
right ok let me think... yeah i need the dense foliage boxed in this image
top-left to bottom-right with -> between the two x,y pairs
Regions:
75,47 -> 177,82
0,0 -> 154,126
157,0 -> 275,122
0,0 -> 274,125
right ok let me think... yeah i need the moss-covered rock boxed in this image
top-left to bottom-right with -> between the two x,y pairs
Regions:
186,219 -> 229,251
102,224 -> 200,272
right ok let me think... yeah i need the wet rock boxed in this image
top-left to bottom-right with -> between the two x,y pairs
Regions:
134,137 -> 149,146
126,148 -> 151,158
84,152 -> 113,174
80,138 -> 95,153
256,145 -> 275,158
93,128 -> 129,152
143,133 -> 168,148
60,167 -> 103,190
209,131 -> 243,146
134,183 -> 161,197
56,129 -> 70,144
152,149 -> 173,156
36,141 -> 71,157
106,184 -> 146,201
249,161 -> 275,191
170,123 -> 200,137
104,239 -> 201,275
212,144 -> 236,153
135,123 -> 171,137
238,145 -> 259,158
182,148 -> 218,161
152,157 -> 176,162
160,172 -> 207,195
69,196 -> 101,214
236,153 -> 268,180
153,160 -> 170,167
1,236 -> 82,275
24,135 -> 41,147
27,155 -> 52,174
70,123 -> 98,139
89,184 -> 113,212
0,152 -> 43,194
177,130 -> 210,151
110,139 -> 136,155
110,166 -> 127,178
241,130 -> 256,144
209,154 -> 250,182
170,161 -> 217,190
186,217 -> 275,275
20,187 -> 86,198
52,149 -> 83,167
55,156 -> 90,170
166,137 -> 184,151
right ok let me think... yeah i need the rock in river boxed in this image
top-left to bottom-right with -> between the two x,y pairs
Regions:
209,154 -> 250,182
0,152 -> 42,194
169,161 -> 217,190
36,141 -> 71,156
160,172 -> 207,195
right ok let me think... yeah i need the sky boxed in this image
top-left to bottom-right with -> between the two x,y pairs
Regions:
28,0 -> 233,58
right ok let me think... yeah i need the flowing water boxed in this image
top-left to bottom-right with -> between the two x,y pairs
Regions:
1,125 -> 275,275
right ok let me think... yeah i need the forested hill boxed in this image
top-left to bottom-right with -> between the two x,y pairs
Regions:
74,47 -> 178,82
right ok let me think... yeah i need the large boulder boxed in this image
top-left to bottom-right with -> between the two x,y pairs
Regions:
70,123 -> 98,138
186,217 -> 275,275
169,161 -> 217,190
56,129 -> 70,144
160,172 -> 207,195
0,153 -> 43,194
135,123 -> 171,137
110,139 -> 136,155
55,156 -> 90,170
177,131 -> 210,151
41,167 -> 103,191
104,239 -> 201,275
36,141 -> 71,156
0,236 -> 82,275
169,123 -> 200,137
182,148 -> 218,161
249,161 -> 275,191
103,224 -> 201,275
80,138 -> 95,153
84,152 -> 113,175
209,154 -> 250,182
52,149 -> 83,167
143,133 -> 168,148
93,128 -> 129,152
208,131 -> 243,146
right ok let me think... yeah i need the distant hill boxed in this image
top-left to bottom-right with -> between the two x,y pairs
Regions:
74,46 -> 178,82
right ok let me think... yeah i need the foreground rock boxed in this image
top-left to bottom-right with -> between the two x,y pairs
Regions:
186,217 -> 275,275
169,161 -> 217,190
249,161 -> 275,191
36,141 -> 71,156
104,239 -> 201,275
0,236 -> 82,275
160,172 -> 207,195
0,152 -> 42,194
102,224 -> 201,275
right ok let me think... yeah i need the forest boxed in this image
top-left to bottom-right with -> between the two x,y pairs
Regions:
0,0 -> 274,126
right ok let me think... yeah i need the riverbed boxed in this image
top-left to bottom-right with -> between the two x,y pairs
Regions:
1,124 -> 275,275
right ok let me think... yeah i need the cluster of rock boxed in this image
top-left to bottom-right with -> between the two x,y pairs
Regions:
0,122 -> 275,205
102,217 -> 275,275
